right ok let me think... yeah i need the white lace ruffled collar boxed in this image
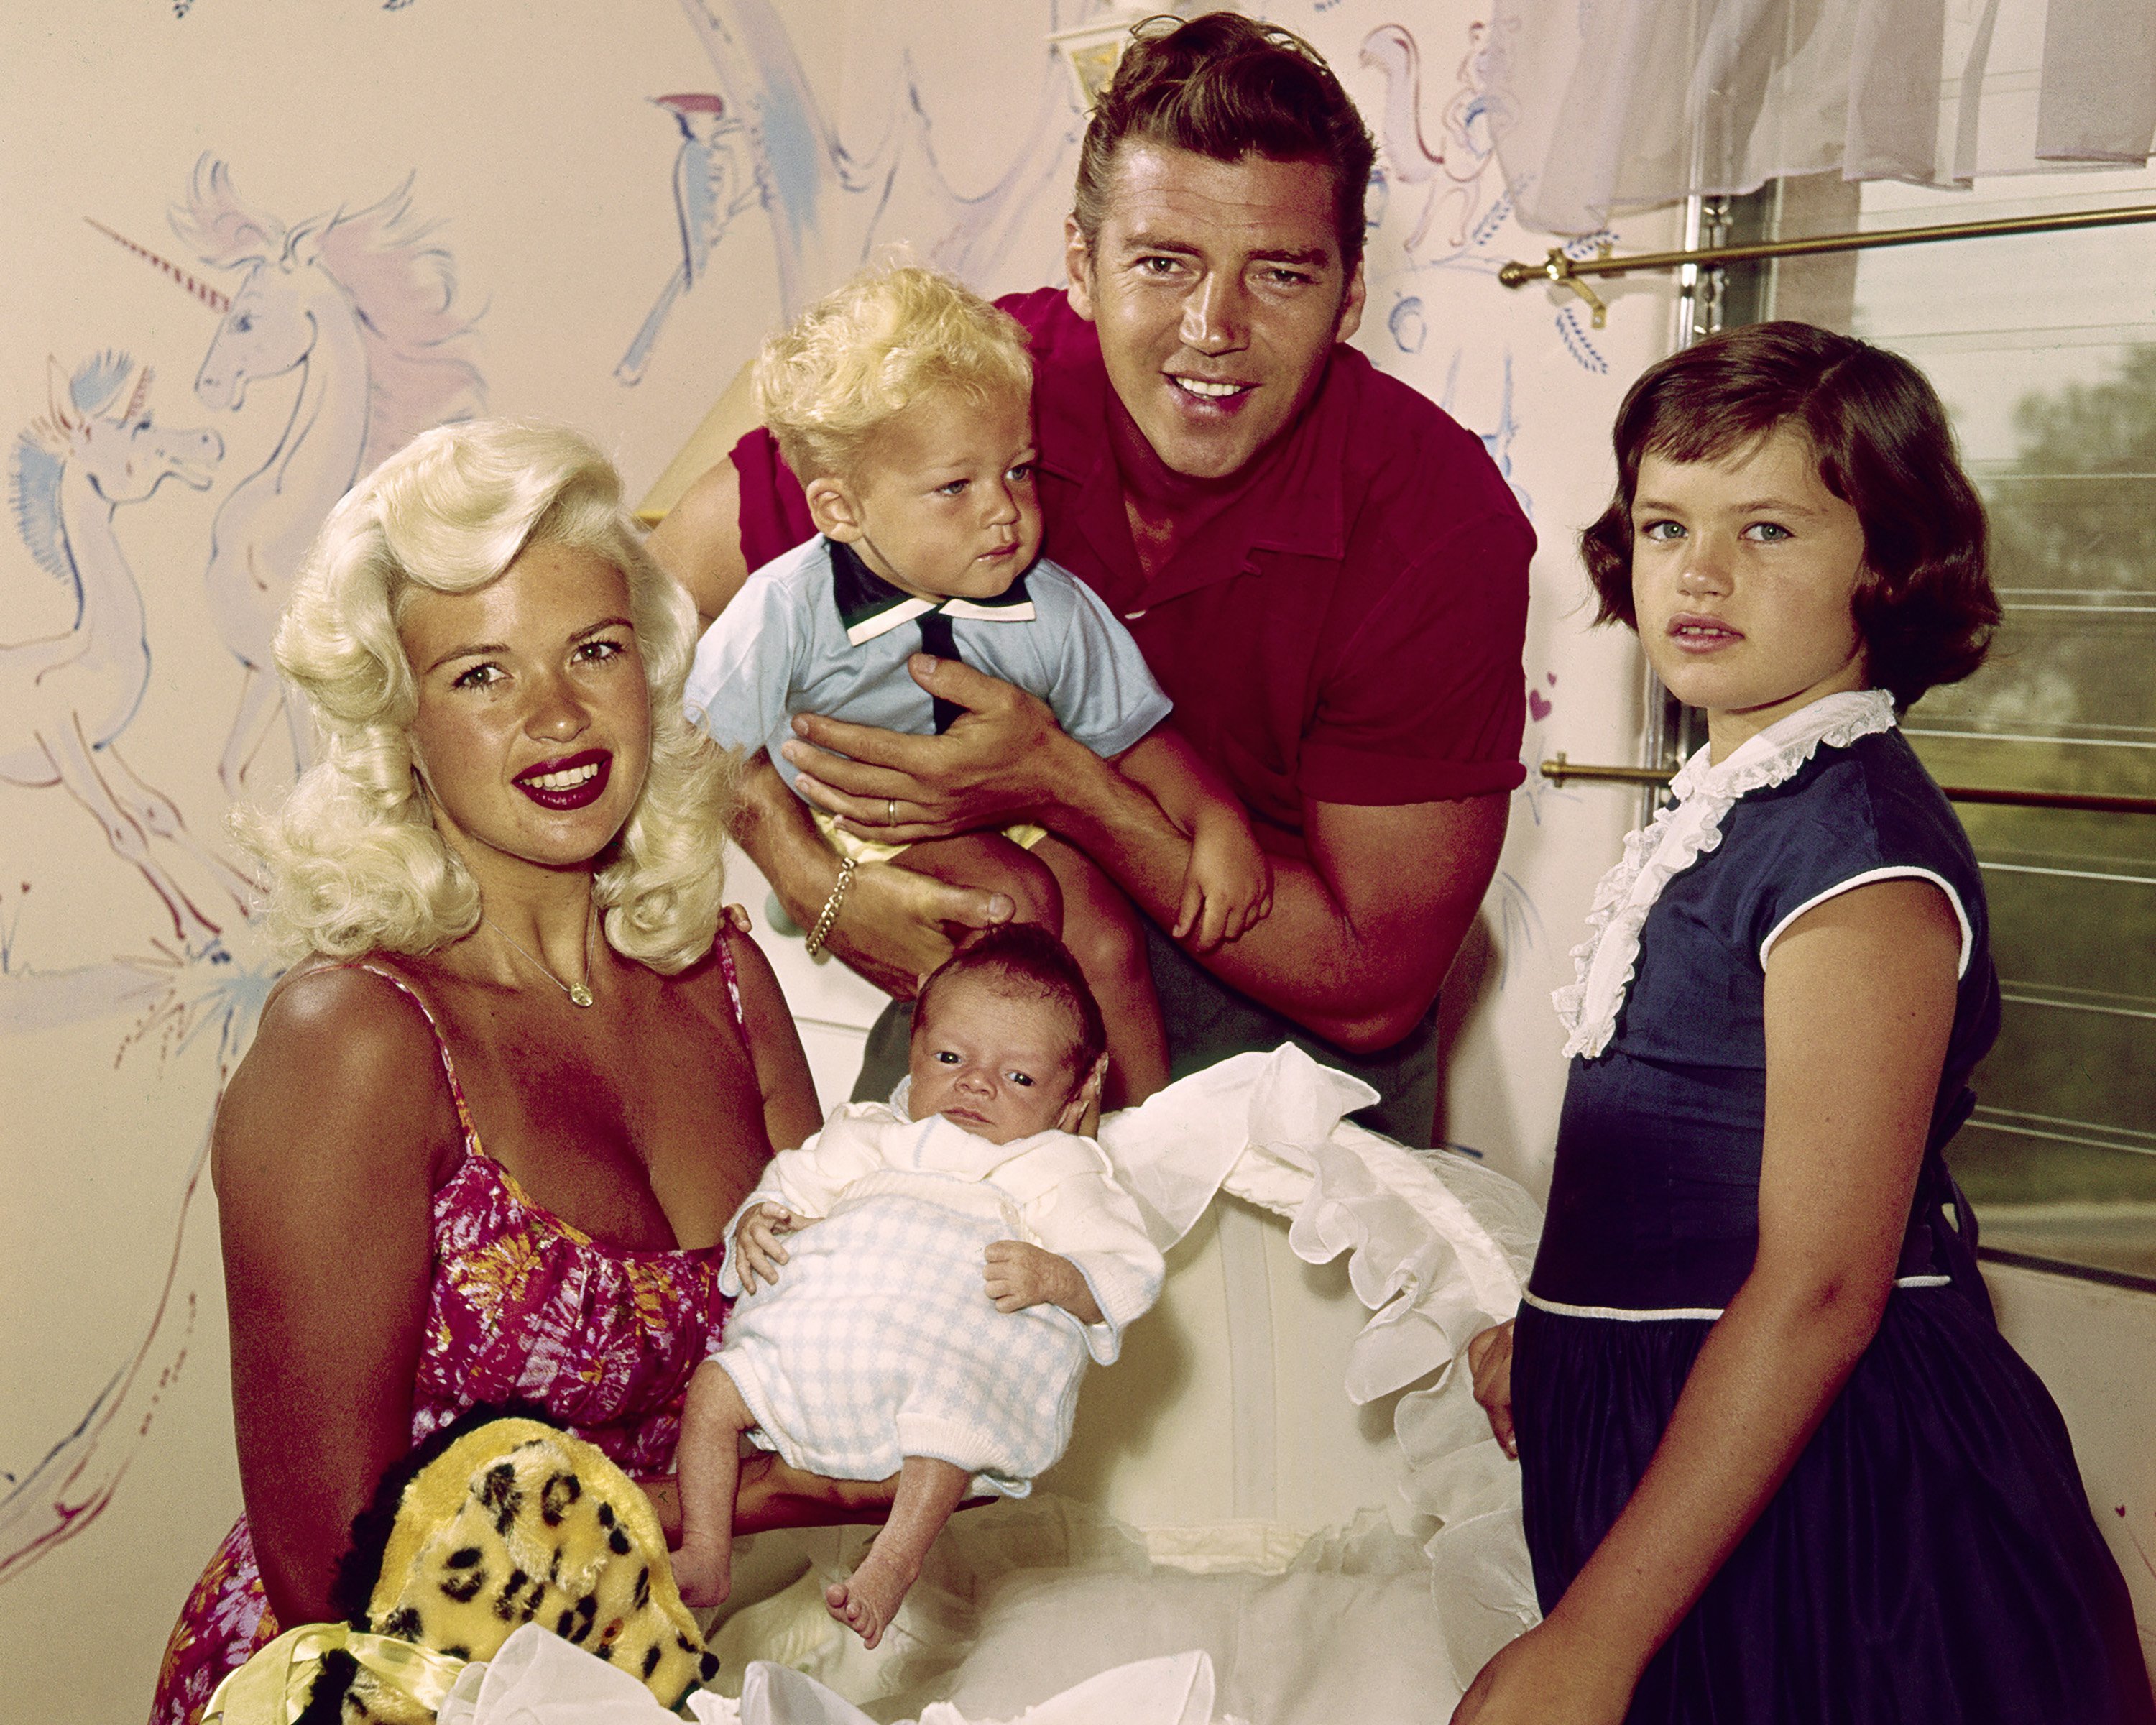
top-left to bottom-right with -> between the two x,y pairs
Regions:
1552,689 -> 1898,1060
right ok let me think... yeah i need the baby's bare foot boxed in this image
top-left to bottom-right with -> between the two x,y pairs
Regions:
824,1548 -> 914,1650
673,1543 -> 732,1609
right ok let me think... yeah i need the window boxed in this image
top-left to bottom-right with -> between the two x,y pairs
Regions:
1682,165 -> 2156,1283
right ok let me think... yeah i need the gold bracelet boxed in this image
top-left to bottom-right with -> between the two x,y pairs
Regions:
803,857 -> 859,958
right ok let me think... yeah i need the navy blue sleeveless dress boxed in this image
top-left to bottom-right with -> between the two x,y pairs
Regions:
1518,722 -> 2154,1724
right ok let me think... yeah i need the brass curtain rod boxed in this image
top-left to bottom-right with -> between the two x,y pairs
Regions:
1539,755 -> 2156,818
1499,202 -> 2156,326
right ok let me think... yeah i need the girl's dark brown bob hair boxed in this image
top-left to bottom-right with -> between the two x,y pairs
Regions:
1580,321 -> 1999,709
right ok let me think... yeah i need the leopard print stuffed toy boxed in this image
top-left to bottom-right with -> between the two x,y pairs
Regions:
302,1409 -> 719,1724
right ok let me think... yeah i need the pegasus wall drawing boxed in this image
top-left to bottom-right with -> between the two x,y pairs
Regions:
4,354 -> 245,953
142,159 -> 486,796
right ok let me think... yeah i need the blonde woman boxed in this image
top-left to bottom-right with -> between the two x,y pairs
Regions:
152,422 -> 888,1725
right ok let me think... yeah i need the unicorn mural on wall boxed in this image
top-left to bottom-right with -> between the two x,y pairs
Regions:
98,159 -> 486,798
4,353 -> 247,954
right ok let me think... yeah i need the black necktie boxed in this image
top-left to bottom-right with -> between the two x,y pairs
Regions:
916,612 -> 963,733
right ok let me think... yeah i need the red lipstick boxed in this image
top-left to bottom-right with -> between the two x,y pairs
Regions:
515,748 -> 612,810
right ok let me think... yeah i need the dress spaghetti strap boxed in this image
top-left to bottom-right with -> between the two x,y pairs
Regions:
320,925 -> 746,1153
714,911 -> 747,1034
322,960 -> 484,1154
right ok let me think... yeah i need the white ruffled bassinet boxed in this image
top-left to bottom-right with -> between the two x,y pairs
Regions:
688,1044 -> 1547,1723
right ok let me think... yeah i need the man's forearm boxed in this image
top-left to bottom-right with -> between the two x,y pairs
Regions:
1049,742 -> 1450,1049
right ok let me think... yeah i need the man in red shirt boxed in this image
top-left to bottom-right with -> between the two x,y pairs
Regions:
653,14 -> 1532,1144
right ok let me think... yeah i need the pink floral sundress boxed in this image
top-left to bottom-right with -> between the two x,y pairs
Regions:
149,949 -> 744,1725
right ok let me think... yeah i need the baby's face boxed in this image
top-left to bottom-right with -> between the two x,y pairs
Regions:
840,385 -> 1044,603
908,972 -> 1084,1145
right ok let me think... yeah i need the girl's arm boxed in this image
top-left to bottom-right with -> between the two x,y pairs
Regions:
212,969 -> 459,1628
1453,878 -> 1962,1724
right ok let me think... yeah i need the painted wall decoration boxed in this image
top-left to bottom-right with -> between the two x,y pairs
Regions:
617,94 -> 762,385
3,139 -> 487,1665
1354,17 -> 1614,377
1358,22 -> 1501,258
6,354 -> 240,954
617,0 -> 1084,386
0,159 -> 487,1604
0,8 -> 1684,1721
173,159 -> 483,794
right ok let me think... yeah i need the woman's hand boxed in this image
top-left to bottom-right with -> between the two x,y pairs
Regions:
733,1202 -> 801,1292
1450,1620 -> 1637,1724
1467,1319 -> 1519,1459
729,755 -> 1014,1003
821,859 -> 1014,1000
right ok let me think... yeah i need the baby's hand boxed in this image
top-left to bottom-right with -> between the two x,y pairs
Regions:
1172,814 -> 1273,953
734,1202 -> 800,1293
983,1241 -> 1101,1325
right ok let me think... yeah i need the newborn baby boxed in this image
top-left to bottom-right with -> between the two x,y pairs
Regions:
674,925 -> 1165,1647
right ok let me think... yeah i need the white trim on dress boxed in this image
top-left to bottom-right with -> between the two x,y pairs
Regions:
1552,689 -> 1900,1061
1759,866 -> 1974,978
1523,1273 -> 1953,1322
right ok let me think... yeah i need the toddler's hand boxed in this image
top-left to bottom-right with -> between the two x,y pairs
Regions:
1172,815 -> 1273,953
734,1202 -> 800,1293
983,1240 -> 1095,1320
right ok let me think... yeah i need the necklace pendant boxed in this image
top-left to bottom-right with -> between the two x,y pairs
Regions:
567,982 -> 595,1008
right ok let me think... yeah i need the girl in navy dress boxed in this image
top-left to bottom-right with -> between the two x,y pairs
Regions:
1455,322 -> 2155,1725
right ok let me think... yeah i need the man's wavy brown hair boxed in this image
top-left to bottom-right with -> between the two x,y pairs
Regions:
1581,321 -> 1999,709
1073,12 -> 1376,276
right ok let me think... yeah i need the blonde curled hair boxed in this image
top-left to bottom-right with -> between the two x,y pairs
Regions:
754,259 -> 1033,482
238,418 -> 732,972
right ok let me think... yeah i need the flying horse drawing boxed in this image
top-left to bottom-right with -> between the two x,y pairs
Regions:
4,353 -> 247,952
95,160 -> 485,797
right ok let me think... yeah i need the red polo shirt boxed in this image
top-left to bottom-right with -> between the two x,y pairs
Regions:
730,286 -> 1533,856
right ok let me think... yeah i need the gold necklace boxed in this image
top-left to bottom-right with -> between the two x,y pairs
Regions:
483,908 -> 596,1008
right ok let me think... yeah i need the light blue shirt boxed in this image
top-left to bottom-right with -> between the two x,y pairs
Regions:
683,535 -> 1174,795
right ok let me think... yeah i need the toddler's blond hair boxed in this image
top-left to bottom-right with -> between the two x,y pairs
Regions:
753,262 -> 1032,483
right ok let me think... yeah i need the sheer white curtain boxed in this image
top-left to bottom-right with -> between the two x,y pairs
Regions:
1486,0 -> 2156,235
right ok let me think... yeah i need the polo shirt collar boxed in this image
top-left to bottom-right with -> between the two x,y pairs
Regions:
829,537 -> 1037,645
1031,328 -> 1353,604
